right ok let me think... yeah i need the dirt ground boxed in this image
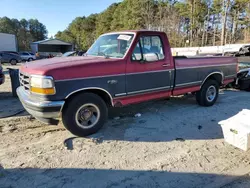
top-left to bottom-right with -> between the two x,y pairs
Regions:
1,64 -> 250,188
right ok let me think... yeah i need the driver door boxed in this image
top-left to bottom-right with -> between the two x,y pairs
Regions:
126,35 -> 172,95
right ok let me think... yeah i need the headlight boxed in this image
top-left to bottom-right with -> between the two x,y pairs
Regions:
30,76 -> 55,95
30,77 -> 54,88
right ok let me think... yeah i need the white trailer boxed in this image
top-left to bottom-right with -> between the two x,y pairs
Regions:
0,33 -> 17,52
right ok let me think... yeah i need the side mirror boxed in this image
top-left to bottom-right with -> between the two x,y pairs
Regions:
144,53 -> 159,62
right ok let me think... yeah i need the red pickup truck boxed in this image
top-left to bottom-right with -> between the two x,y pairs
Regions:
17,30 -> 237,136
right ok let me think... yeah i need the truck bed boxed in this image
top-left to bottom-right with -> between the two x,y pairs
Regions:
172,56 -> 237,95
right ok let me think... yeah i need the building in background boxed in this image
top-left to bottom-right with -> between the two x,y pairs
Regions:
30,39 -> 73,57
0,33 -> 18,52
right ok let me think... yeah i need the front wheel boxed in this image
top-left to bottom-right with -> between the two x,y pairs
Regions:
62,93 -> 108,137
196,79 -> 219,107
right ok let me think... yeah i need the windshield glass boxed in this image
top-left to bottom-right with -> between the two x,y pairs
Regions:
87,33 -> 134,58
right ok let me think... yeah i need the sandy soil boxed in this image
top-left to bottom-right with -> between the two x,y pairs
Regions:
1,64 -> 250,187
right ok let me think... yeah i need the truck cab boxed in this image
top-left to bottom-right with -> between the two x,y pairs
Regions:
17,30 -> 237,137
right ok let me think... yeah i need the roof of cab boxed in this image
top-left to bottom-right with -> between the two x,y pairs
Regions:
103,30 -> 165,35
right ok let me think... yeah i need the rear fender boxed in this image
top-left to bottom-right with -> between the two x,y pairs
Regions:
201,71 -> 224,88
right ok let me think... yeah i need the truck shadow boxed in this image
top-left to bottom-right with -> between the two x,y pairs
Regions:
86,90 -> 250,142
0,93 -> 27,118
0,92 -> 13,99
0,167 -> 248,188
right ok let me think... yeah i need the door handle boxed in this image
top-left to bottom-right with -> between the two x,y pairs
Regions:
162,64 -> 170,67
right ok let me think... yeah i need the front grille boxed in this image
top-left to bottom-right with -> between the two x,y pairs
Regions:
19,72 -> 30,91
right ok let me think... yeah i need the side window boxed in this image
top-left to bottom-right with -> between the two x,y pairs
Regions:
131,35 -> 165,62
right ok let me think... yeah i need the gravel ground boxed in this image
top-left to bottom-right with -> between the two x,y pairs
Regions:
1,64 -> 250,187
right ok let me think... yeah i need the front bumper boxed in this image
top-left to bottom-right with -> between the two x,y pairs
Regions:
17,86 -> 65,119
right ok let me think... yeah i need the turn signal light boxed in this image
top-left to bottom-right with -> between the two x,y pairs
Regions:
30,87 -> 55,95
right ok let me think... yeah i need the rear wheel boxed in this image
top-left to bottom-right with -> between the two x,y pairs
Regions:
10,59 -> 17,65
62,93 -> 108,137
196,79 -> 219,106
28,58 -> 33,62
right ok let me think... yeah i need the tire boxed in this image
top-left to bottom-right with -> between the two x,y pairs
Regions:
196,79 -> 219,107
28,58 -> 33,62
62,93 -> 108,137
10,59 -> 17,65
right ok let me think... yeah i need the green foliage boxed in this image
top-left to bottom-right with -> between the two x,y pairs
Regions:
55,0 -> 250,49
96,3 -> 119,36
0,17 -> 47,51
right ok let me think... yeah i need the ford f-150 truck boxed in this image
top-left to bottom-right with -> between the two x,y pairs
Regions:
17,30 -> 237,136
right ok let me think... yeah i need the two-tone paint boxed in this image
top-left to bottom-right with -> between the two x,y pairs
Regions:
18,30 -> 237,115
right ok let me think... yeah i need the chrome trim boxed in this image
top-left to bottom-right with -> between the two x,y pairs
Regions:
19,71 -> 30,91
127,86 -> 170,95
115,93 -> 127,97
225,74 -> 236,78
65,87 -> 114,106
176,63 -> 236,70
175,81 -> 202,87
126,69 -> 175,75
201,72 -> 224,88
17,87 -> 64,118
17,87 -> 64,108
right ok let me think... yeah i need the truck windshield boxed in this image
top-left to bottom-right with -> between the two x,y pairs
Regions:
87,33 -> 134,58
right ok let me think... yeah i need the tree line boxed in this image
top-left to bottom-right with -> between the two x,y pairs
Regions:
0,17 -> 47,51
56,0 -> 250,50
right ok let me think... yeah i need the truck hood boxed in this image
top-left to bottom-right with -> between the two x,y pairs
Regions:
20,56 -> 122,80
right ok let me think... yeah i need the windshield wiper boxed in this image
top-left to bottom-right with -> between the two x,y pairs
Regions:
98,52 -> 109,59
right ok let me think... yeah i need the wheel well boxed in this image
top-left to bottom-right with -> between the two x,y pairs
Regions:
202,73 -> 223,87
65,89 -> 113,107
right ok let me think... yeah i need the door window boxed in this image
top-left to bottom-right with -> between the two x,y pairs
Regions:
131,36 -> 165,62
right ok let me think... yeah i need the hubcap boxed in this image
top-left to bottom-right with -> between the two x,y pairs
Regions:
75,103 -> 100,129
206,85 -> 216,102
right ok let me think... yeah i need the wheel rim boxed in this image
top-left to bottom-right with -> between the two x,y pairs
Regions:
206,85 -> 216,102
11,60 -> 16,64
75,103 -> 100,129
